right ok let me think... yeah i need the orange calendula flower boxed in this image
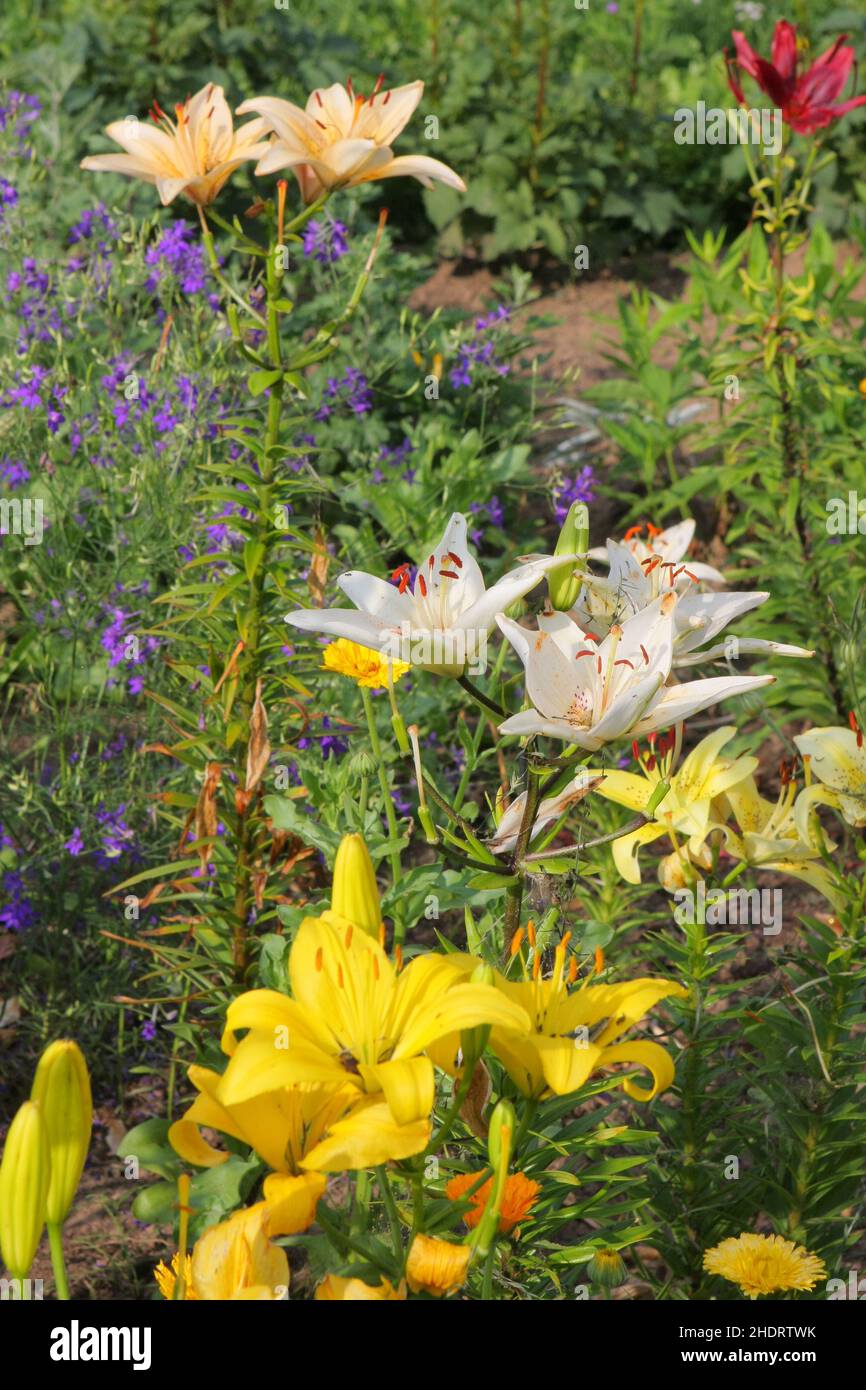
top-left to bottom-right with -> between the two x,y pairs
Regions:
406,1234 -> 472,1297
445,1170 -> 540,1234
316,1274 -> 406,1300
154,1252 -> 198,1301
703,1233 -> 827,1299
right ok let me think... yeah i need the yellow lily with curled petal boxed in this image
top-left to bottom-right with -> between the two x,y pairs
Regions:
588,726 -> 758,885
169,1064 -> 429,1196
218,916 -> 530,1126
485,938 -> 687,1101
794,724 -> 866,837
238,79 -> 465,204
188,1204 -> 288,1300
715,772 -> 844,910
81,84 -> 271,206
316,1273 -> 406,1300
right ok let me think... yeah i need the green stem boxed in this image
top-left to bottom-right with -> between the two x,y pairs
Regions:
376,1167 -> 404,1261
361,687 -> 402,900
457,673 -> 507,719
48,1222 -> 70,1301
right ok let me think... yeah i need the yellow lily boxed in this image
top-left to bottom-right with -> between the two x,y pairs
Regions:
81,84 -> 270,206
794,724 -> 866,836
238,79 -> 466,203
170,1064 -> 429,1193
486,939 -> 686,1101
218,915 -> 529,1126
716,773 -> 844,909
188,1204 -> 288,1300
589,726 -> 757,885
315,1273 -> 407,1300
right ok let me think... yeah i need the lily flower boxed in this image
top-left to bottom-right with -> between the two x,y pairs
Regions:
316,1274 -> 407,1300
81,84 -> 270,206
573,538 -> 811,668
287,512 -> 572,676
587,726 -> 758,884
794,723 -> 866,836
496,593 -> 773,750
726,21 -> 866,134
188,1205 -> 288,1300
238,78 -> 465,203
487,940 -> 687,1100
217,915 -> 529,1126
716,770 -> 843,909
487,771 -> 603,855
588,519 -> 724,584
169,1063 -> 428,1186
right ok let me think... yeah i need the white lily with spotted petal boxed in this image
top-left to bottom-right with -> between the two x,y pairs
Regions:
573,539 -> 812,667
588,518 -> 724,584
287,513 -> 572,676
496,592 -> 775,751
794,725 -> 866,837
81,84 -> 271,206
238,79 -> 465,203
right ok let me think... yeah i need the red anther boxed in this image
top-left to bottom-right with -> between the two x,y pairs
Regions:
418,573 -> 428,598
648,731 -> 657,747
574,650 -> 594,660
848,711 -> 862,746
428,554 -> 435,570
596,656 -> 603,675
391,563 -> 410,579
315,90 -> 324,106
683,569 -> 698,582
372,73 -> 385,94
383,91 -> 391,105
439,569 -> 458,580
631,739 -> 640,761
614,658 -> 635,670
778,759 -> 792,786
646,522 -> 663,538
624,524 -> 643,541
151,98 -> 167,119
642,555 -> 661,574
646,755 -> 657,772
583,631 -> 600,643
315,119 -> 328,130
346,76 -> 353,93
639,644 -> 649,665
447,551 -> 463,568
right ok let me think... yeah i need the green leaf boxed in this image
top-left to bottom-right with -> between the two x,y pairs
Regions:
248,368 -> 283,397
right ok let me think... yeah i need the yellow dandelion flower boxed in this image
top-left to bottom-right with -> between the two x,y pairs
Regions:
445,1170 -> 540,1234
406,1233 -> 472,1297
703,1233 -> 826,1299
154,1252 -> 198,1301
321,638 -> 409,689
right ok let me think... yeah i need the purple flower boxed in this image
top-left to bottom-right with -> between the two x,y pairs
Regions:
0,457 -> 29,487
140,1019 -> 157,1042
315,366 -> 372,420
0,871 -> 36,931
302,218 -> 349,264
145,221 -> 209,297
450,304 -> 512,390
553,465 -> 596,524
64,827 -> 84,856
297,716 -> 349,760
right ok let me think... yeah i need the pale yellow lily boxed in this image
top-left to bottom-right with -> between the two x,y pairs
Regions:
218,916 -> 529,1126
589,726 -> 757,886
794,725 -> 866,837
485,939 -> 687,1101
716,773 -> 844,909
81,84 -> 270,206
238,79 -> 465,203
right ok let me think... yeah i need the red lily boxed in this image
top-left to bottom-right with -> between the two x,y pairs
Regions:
726,19 -> 866,134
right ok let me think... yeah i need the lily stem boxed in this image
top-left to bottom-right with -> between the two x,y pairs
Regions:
47,1221 -> 70,1301
457,673 -> 507,720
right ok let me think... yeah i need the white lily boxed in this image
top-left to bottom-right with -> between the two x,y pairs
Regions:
286,513 -> 571,676
588,518 -> 724,583
572,539 -> 812,667
585,726 -> 758,884
238,79 -> 465,203
81,84 -> 270,206
496,592 -> 774,751
487,772 -> 603,856
716,773 -> 844,910
793,724 -> 866,837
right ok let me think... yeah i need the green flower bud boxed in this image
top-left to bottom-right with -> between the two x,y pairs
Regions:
548,501 -> 590,611
588,1247 -> 627,1287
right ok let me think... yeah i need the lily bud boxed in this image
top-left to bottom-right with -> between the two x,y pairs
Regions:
330,833 -> 383,938
487,1097 -> 516,1171
548,502 -> 589,611
31,1040 -> 93,1226
0,1100 -> 50,1278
